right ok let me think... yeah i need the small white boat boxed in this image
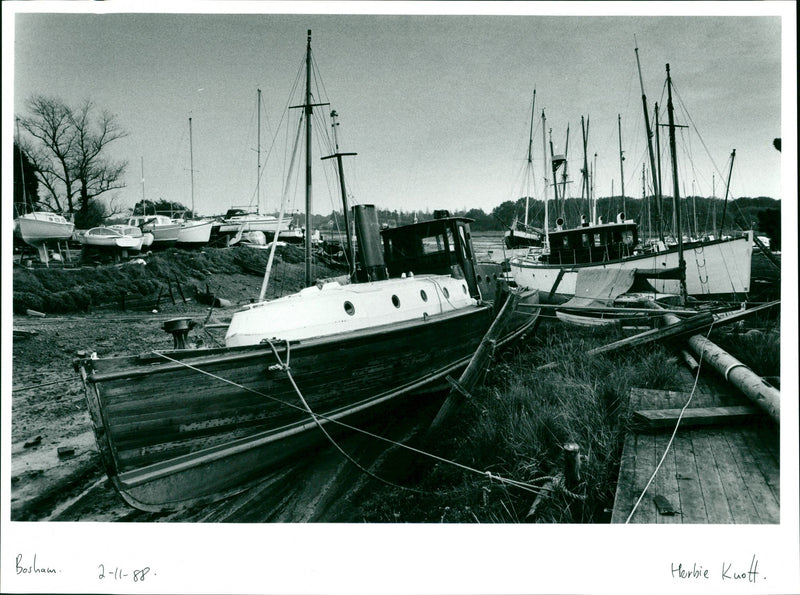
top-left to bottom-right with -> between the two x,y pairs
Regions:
15,212 -> 75,263
108,224 -> 154,248
175,218 -> 213,246
79,227 -> 144,251
128,215 -> 180,247
217,210 -> 291,235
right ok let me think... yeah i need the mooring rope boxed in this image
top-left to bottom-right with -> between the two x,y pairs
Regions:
623,319 -> 716,523
13,377 -> 77,392
263,339 -> 425,494
151,350 -> 547,497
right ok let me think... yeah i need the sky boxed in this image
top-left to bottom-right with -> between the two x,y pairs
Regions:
5,2 -> 792,222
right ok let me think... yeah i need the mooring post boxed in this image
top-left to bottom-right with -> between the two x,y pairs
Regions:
563,443 -> 581,490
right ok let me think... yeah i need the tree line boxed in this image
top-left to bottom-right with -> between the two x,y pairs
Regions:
14,94 -> 780,248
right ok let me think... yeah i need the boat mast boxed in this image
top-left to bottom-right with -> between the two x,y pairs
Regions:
524,90 -> 536,228
257,88 -> 261,216
322,110 -> 357,279
617,114 -> 626,217
666,63 -> 687,305
712,173 -> 717,237
692,179 -> 698,238
304,32 -> 313,285
560,125 -> 570,220
541,109 -> 550,249
592,152 -> 597,224
141,157 -> 146,205
643,163 -> 650,239
655,103 -> 669,237
291,30 -> 329,286
635,41 -> 663,240
189,117 -> 195,217
719,149 -> 736,237
581,115 -> 590,219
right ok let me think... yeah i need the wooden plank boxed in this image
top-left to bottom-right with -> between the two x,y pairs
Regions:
672,432 -> 708,523
652,432 -> 682,524
610,433 -> 641,523
737,425 -> 780,505
705,428 -> 761,523
722,429 -> 779,523
690,432 -> 733,523
628,431 -> 658,523
610,388 -> 642,523
633,405 -> 761,431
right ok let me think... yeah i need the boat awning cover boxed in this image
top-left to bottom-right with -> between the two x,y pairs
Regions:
561,268 -> 637,309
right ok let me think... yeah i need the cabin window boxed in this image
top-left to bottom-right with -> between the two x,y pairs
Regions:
391,295 -> 401,308
420,289 -> 428,301
622,230 -> 634,245
422,229 -> 455,255
582,233 -> 590,247
442,287 -> 450,299
594,233 -> 602,247
344,301 -> 355,316
462,284 -> 467,294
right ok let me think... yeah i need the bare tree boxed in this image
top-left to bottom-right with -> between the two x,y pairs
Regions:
19,95 -> 128,227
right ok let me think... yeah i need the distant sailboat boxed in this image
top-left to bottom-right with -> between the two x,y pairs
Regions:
218,89 -> 291,240
174,117 -> 213,247
14,125 -> 74,264
504,90 -> 544,250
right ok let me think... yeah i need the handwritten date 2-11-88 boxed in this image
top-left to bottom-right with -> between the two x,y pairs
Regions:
98,564 -> 152,582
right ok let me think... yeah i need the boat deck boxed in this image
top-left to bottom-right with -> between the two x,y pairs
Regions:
611,387 -> 779,524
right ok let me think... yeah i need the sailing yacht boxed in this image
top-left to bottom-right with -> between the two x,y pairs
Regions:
508,62 -> 752,304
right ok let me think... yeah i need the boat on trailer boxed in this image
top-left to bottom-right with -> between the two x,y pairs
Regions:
74,30 -> 539,512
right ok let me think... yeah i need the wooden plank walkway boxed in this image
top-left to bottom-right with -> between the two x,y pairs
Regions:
611,387 -> 779,524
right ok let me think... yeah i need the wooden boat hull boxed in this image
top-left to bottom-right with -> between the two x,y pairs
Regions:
77,291 -> 539,511
509,233 -> 753,302
504,228 -> 541,249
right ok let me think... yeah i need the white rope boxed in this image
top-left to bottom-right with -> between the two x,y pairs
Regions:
624,320 -> 716,523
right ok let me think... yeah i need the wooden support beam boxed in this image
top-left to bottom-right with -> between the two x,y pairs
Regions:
428,291 -> 520,435
633,405 -> 762,431
536,300 -> 780,371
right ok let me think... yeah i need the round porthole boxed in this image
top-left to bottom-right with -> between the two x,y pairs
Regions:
420,289 -> 428,302
392,295 -> 401,308
477,275 -> 482,283
442,287 -> 450,299
344,301 -> 355,316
